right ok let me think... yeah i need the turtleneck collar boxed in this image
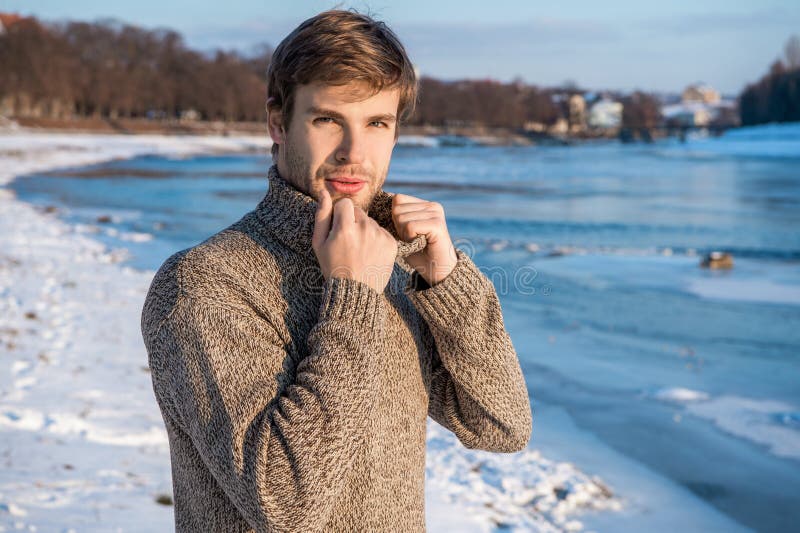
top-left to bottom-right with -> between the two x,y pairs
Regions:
254,165 -> 427,263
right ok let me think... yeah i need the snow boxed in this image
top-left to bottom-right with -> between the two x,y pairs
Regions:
650,387 -> 711,403
533,252 -> 800,308
686,277 -> 800,305
0,131 -> 624,531
686,396 -> 800,461
0,132 -> 269,188
425,421 -> 622,531
529,403 -> 751,533
397,134 -> 440,147
648,388 -> 800,462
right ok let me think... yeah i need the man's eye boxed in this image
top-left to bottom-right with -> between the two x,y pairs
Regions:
314,117 -> 335,124
370,121 -> 388,128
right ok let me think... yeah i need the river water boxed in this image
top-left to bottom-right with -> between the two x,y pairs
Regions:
13,124 -> 800,532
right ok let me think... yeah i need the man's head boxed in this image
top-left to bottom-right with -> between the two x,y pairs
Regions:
266,10 -> 417,210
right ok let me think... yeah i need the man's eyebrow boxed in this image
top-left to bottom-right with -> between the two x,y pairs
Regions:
307,106 -> 346,120
306,106 -> 396,123
368,113 -> 397,123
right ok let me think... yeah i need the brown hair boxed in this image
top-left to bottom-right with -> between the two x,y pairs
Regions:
267,10 -> 417,156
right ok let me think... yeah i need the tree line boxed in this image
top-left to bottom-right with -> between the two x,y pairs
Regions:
739,36 -> 800,126
413,77 -> 560,128
0,16 -> 269,121
1,14 -> 656,129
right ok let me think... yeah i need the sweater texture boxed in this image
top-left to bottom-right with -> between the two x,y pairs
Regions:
140,165 -> 533,532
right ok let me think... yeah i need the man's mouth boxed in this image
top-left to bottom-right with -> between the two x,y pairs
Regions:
325,177 -> 367,193
326,176 -> 366,184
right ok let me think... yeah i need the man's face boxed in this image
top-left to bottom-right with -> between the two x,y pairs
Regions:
269,81 -> 400,211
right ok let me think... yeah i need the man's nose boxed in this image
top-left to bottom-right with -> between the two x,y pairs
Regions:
334,128 -> 366,165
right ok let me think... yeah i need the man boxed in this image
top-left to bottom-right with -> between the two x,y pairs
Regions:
141,9 -> 532,532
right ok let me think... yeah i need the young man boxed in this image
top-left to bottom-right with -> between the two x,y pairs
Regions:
141,10 -> 532,532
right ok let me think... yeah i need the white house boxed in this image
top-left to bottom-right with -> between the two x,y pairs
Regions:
588,99 -> 623,129
662,102 -> 712,127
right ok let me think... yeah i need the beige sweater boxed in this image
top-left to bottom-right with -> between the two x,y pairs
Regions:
141,165 -> 532,532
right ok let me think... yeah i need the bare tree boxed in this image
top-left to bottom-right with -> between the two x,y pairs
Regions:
2,14 -> 571,128
621,91 -> 661,129
785,35 -> 800,70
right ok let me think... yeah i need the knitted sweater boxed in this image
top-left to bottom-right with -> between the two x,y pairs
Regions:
140,165 -> 532,532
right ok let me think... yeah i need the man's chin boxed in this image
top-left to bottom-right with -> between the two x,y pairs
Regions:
324,184 -> 373,209
331,192 -> 371,211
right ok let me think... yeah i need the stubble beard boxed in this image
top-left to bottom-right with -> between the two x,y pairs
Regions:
282,141 -> 384,212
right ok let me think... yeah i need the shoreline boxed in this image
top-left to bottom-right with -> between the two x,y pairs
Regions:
0,131 -> 628,531
1,117 -> 616,147
1,130 -> 787,531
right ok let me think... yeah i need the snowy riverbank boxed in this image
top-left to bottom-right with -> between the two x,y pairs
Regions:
0,132 -> 628,532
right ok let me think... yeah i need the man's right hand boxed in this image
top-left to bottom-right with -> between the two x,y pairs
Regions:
312,187 -> 397,293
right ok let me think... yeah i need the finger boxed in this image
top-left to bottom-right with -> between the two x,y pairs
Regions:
400,218 -> 436,241
332,197 -> 356,230
353,205 -> 369,223
392,204 -> 444,221
312,186 -> 333,249
392,202 -> 434,216
392,192 -> 426,207
396,212 -> 440,224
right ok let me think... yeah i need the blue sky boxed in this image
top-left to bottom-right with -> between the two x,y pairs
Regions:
5,0 -> 800,94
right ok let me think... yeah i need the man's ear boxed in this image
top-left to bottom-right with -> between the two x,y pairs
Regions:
267,106 -> 286,145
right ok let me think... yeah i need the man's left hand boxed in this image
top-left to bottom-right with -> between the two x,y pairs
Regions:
392,194 -> 458,286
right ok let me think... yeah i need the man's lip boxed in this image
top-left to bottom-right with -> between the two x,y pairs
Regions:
326,177 -> 367,183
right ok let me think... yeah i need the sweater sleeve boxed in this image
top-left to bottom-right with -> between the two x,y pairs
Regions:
142,276 -> 385,533
406,249 -> 532,453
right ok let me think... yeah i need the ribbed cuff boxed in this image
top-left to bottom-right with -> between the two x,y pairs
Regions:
406,249 -> 493,324
318,277 -> 386,332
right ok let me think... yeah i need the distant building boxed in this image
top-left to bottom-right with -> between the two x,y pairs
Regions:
682,83 -> 721,105
568,94 -> 586,132
588,99 -> 623,129
550,117 -> 569,135
664,82 -> 738,128
180,109 -> 201,121
662,102 -> 712,127
523,121 -> 547,133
